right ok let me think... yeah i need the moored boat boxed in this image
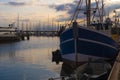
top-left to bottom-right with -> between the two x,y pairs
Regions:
0,27 -> 20,42
59,0 -> 119,66
60,22 -> 118,65
50,0 -> 119,80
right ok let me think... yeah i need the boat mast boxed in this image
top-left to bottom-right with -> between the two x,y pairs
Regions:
101,0 -> 104,23
86,0 -> 91,27
101,0 -> 105,31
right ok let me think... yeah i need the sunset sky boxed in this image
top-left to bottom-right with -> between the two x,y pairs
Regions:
0,0 -> 120,28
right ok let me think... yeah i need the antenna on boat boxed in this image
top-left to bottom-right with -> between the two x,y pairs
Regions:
107,9 -> 110,18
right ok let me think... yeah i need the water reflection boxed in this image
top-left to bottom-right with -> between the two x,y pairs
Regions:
0,37 -> 61,80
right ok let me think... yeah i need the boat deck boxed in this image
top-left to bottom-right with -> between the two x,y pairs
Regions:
0,34 -> 18,37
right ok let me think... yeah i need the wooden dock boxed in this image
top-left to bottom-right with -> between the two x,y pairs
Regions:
108,51 -> 120,80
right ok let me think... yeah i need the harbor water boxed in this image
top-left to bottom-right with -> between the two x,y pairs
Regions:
0,36 -> 62,80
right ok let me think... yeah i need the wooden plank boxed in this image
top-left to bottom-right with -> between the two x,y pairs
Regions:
108,52 -> 120,80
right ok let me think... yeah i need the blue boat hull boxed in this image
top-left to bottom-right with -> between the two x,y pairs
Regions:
60,26 -> 118,63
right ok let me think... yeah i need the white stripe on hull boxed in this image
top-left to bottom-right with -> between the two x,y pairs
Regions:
60,37 -> 117,51
60,38 -> 117,50
62,53 -> 109,62
61,38 -> 74,44
78,38 -> 117,50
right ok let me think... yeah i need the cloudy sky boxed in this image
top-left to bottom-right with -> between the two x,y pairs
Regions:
0,0 -> 120,27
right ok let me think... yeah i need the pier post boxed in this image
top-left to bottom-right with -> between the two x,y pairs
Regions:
73,21 -> 78,67
21,34 -> 25,40
20,31 -> 25,40
26,32 -> 30,40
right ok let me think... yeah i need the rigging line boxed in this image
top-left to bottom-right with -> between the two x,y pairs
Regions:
101,0 -> 106,31
75,0 -> 83,20
95,0 -> 105,31
64,0 -> 86,27
92,0 -> 98,22
95,0 -> 101,22
68,0 -> 82,27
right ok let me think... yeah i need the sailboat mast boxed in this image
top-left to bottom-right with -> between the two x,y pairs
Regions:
86,0 -> 91,27
17,14 -> 20,30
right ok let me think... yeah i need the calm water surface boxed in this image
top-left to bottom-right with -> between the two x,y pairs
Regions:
0,36 -> 62,80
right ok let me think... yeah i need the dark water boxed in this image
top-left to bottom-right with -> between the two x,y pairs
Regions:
0,36 -> 62,80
